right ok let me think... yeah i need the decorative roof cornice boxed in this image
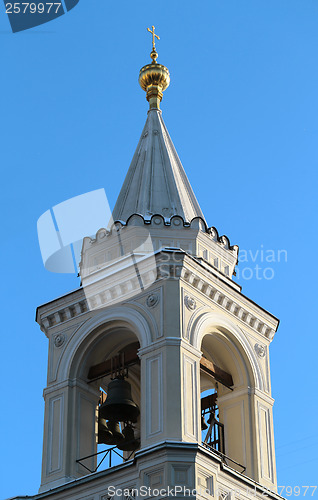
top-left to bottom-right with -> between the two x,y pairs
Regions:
83,214 -> 238,254
36,288 -> 88,337
37,249 -> 278,343
155,251 -> 279,340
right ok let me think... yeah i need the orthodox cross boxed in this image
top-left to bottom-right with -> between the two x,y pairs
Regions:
147,25 -> 160,50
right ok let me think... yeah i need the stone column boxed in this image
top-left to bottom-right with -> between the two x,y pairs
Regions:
39,379 -> 100,493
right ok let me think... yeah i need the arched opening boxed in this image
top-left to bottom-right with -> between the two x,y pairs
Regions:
96,339 -> 141,470
198,324 -> 256,475
199,332 -> 233,459
68,323 -> 142,475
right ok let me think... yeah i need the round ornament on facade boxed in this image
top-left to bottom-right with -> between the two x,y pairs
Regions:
54,333 -> 66,348
98,229 -> 106,240
254,343 -> 266,358
220,236 -> 229,248
146,294 -> 159,308
153,217 -> 162,225
172,218 -> 181,226
184,295 -> 197,310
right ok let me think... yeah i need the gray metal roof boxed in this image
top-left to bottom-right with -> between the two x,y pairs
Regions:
112,109 -> 206,224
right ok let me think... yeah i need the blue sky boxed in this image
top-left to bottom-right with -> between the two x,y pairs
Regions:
1,1 -> 318,498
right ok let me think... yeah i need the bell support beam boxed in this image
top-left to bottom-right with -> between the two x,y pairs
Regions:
87,348 -> 140,382
201,393 -> 217,411
200,356 -> 233,389
88,348 -> 233,389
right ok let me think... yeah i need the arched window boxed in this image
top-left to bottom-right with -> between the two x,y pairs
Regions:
72,327 -> 141,475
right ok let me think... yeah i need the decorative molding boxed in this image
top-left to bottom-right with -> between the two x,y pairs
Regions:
182,286 -> 210,341
255,343 -> 266,358
58,306 -> 152,380
138,337 -> 202,359
219,489 -> 231,500
39,300 -> 88,332
257,401 -> 274,483
84,214 -> 238,252
180,265 -> 277,341
54,333 -> 65,348
127,286 -> 163,339
218,386 -> 275,406
38,253 -> 277,343
47,394 -> 64,475
146,293 -> 159,308
197,468 -> 214,497
43,378 -> 100,399
146,353 -> 163,438
184,295 -> 197,311
143,465 -> 165,489
183,355 -> 198,439
172,217 -> 182,226
171,464 -> 193,487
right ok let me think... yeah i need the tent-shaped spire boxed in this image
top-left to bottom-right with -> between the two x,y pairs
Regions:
112,109 -> 206,223
112,30 -> 206,224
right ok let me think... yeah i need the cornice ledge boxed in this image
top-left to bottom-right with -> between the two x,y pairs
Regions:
138,337 -> 202,358
135,440 -> 199,460
180,263 -> 278,340
218,387 -> 274,405
37,298 -> 89,336
43,378 -> 100,398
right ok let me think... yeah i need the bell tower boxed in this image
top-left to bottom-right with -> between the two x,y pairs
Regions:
34,29 -> 282,500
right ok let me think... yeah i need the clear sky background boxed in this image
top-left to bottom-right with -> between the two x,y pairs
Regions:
1,1 -> 318,498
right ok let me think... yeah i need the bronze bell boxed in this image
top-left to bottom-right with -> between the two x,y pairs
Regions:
117,424 -> 140,451
207,411 -> 216,426
201,415 -> 208,430
98,417 -> 113,444
100,378 -> 140,423
107,420 -> 124,444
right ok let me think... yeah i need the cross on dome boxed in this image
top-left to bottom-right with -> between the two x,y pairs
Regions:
147,25 -> 160,50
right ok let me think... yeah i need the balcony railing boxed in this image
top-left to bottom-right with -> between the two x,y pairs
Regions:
202,416 -> 246,474
203,418 -> 225,454
76,445 -> 137,474
202,441 -> 246,474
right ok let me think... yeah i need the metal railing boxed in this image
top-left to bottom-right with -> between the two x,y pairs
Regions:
76,444 -> 138,474
202,441 -> 246,474
76,431 -> 246,477
203,418 -> 225,454
201,413 -> 246,474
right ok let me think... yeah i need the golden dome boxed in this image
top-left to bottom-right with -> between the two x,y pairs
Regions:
139,59 -> 170,93
138,26 -> 170,110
